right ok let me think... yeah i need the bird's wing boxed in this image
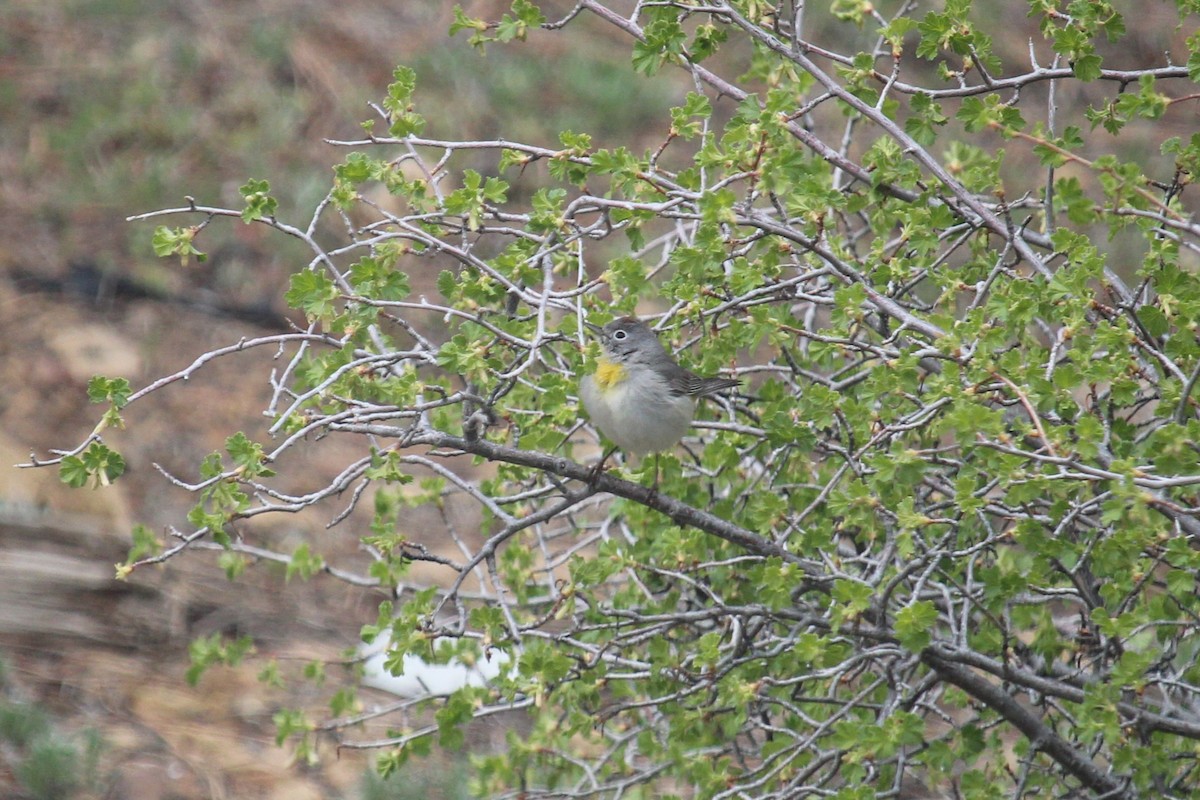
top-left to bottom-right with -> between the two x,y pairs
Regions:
671,370 -> 740,397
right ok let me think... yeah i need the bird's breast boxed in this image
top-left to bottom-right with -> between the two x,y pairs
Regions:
592,358 -> 627,390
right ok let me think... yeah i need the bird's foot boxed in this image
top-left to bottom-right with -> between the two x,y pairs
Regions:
588,447 -> 618,484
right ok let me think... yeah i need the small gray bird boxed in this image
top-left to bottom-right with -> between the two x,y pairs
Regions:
579,317 -> 740,456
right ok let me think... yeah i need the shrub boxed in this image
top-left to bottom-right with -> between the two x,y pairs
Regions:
32,1 -> 1200,797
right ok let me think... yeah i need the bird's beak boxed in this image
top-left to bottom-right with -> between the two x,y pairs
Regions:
582,321 -> 602,336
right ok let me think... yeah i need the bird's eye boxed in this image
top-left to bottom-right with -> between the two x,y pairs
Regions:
611,330 -> 627,340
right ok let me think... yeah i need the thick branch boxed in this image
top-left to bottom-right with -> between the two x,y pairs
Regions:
922,645 -> 1130,798
329,423 -> 826,576
929,644 -> 1200,740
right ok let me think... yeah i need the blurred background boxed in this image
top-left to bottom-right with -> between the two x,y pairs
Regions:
2,0 -> 1193,797
0,1 -> 687,797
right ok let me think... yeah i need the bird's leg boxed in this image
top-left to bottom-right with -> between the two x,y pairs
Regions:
588,446 -> 618,483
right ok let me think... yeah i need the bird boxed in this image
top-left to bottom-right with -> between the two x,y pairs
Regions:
579,317 -> 740,466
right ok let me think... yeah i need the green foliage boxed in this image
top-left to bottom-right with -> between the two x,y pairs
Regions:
0,701 -> 51,747
286,543 -> 324,581
444,170 -> 509,231
383,66 -> 425,137
16,738 -> 84,800
286,269 -> 340,322
59,442 -> 126,488
41,0 -> 1200,797
238,178 -> 278,223
0,682 -> 106,800
86,376 -> 132,408
186,633 -> 255,687
151,224 -> 207,265
273,706 -> 318,764
124,523 -> 163,567
632,8 -> 687,76
450,1 -> 545,49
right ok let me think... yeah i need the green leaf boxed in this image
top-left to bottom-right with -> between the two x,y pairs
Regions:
239,178 -> 277,223
496,0 -> 545,42
831,579 -> 874,627
689,22 -> 726,61
1072,53 -> 1103,82
381,66 -> 426,135
957,95 -> 1025,134
271,707 -> 312,747
286,543 -> 325,582
285,270 -> 339,320
449,7 -> 487,37
436,269 -> 458,299
59,443 -> 126,488
895,602 -> 939,651
436,691 -> 476,749
631,8 -> 685,75
87,376 -> 132,408
151,225 -> 207,265
670,92 -> 712,140
444,169 -> 508,230
225,432 -> 275,478
218,551 -> 249,580
124,523 -> 162,566
186,633 -> 254,686
832,0 -> 875,26
335,151 -> 385,185
905,93 -> 947,146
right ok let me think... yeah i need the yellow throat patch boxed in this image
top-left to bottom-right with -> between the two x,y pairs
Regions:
593,358 -> 627,390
